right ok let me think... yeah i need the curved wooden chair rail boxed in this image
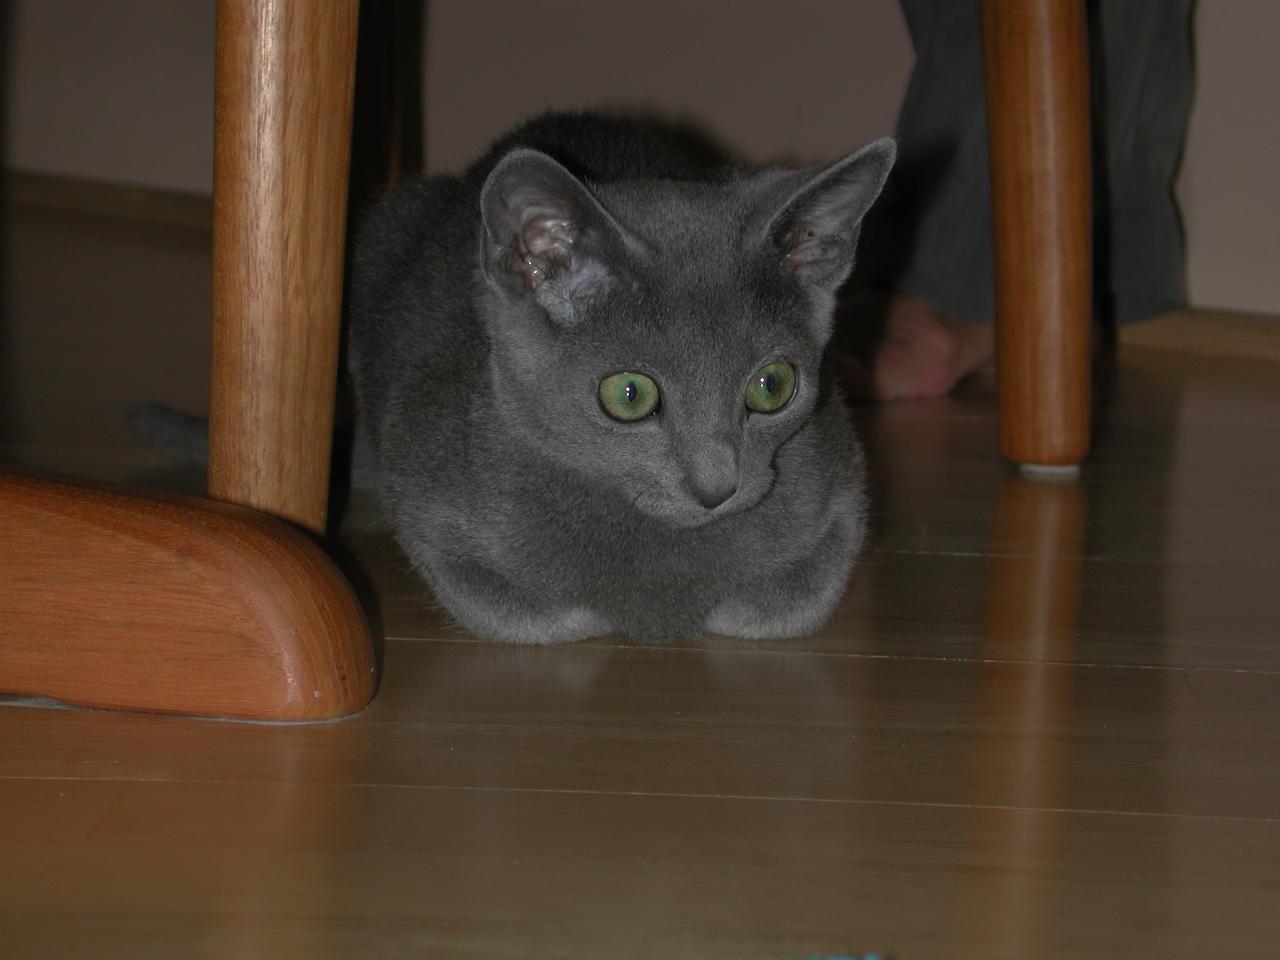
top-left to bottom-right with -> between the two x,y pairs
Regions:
0,0 -> 1087,718
0,467 -> 375,722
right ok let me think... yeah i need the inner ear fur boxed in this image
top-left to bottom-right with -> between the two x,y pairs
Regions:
479,150 -> 635,301
765,137 -> 897,289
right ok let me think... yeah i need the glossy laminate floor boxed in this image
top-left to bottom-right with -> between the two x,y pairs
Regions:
2,195 -> 1279,959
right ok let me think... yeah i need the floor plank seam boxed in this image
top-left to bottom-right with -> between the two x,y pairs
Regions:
375,637 -> 1280,675
3,775 -> 1277,825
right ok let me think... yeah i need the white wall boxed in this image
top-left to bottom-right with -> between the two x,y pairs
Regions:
3,0 -> 1277,314
1177,2 -> 1280,315
421,0 -> 909,171
5,0 -> 214,193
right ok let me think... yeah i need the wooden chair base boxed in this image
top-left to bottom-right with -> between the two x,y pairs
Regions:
0,467 -> 376,721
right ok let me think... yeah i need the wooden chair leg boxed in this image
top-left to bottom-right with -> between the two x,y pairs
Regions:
0,2 -> 376,721
209,0 -> 360,533
982,0 -> 1093,469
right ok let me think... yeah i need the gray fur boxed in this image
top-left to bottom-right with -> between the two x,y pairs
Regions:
348,112 -> 894,644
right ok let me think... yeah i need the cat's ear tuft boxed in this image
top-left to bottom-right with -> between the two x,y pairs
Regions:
479,149 -> 630,320
766,137 -> 896,291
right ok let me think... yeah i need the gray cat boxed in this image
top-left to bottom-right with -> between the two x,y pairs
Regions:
348,113 -> 894,644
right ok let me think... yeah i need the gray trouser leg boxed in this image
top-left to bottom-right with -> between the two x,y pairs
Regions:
862,0 -> 1193,326
1090,0 -> 1194,324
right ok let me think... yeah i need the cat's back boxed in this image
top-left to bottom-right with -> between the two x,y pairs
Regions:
353,110 -> 730,311
465,111 -> 735,184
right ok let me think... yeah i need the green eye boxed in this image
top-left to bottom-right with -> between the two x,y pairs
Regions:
599,371 -> 660,421
745,361 -> 797,413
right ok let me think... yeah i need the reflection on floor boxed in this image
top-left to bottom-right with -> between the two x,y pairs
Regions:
2,193 -> 1279,958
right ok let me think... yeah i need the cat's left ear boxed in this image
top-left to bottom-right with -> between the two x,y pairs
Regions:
763,137 -> 896,292
479,149 -> 637,324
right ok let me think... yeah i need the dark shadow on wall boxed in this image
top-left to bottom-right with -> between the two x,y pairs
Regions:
332,0 -> 426,534
347,0 -> 426,229
0,1 -> 14,451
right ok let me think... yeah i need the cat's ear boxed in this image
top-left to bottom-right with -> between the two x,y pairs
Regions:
763,137 -> 896,292
479,149 -> 635,322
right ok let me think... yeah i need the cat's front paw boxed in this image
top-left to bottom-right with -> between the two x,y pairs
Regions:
456,602 -> 614,646
704,598 -> 831,641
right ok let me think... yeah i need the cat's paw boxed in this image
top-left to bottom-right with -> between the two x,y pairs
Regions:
459,603 -> 613,646
425,556 -> 613,644
704,598 -> 830,641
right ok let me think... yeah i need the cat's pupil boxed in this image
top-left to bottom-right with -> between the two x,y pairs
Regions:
762,373 -> 777,394
625,381 -> 637,403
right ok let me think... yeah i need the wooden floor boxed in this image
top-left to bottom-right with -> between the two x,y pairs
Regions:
3,191 -> 1280,959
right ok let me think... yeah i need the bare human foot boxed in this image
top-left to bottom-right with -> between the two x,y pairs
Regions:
838,293 -> 995,400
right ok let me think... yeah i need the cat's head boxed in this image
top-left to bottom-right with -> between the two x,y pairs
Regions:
476,138 -> 894,528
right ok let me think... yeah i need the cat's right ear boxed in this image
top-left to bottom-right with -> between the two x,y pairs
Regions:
479,149 -> 635,323
761,137 -> 896,293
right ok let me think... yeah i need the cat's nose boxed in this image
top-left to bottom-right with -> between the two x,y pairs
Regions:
692,478 -> 737,510
684,435 -> 738,509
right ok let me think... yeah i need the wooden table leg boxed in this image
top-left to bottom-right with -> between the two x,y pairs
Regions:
209,0 -> 360,533
982,0 -> 1092,469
